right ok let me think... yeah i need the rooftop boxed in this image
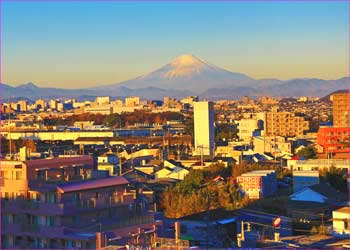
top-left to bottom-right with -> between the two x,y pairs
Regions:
57,176 -> 129,193
334,207 -> 350,214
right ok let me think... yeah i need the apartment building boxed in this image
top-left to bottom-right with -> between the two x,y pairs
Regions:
265,108 -> 309,137
1,151 -> 157,249
331,92 -> 350,127
317,126 -> 350,154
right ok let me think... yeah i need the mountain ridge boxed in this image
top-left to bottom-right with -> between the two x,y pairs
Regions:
2,54 -> 349,100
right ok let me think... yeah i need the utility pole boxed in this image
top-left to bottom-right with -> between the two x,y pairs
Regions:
241,221 -> 245,241
200,145 -> 204,167
119,155 -> 122,176
321,213 -> 324,228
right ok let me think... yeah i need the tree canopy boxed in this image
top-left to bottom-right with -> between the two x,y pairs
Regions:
297,145 -> 317,159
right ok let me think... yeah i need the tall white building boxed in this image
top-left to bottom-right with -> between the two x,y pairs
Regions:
194,101 -> 214,157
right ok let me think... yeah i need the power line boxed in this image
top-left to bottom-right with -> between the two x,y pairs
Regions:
248,221 -> 312,233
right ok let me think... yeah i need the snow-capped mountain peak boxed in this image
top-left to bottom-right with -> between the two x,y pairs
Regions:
102,53 -> 253,92
164,54 -> 209,79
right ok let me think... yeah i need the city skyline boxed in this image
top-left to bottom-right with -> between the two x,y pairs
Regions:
2,1 -> 349,88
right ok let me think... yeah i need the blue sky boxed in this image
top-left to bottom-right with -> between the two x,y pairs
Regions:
1,1 -> 349,88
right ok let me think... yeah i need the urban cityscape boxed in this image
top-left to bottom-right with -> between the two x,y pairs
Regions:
1,1 -> 350,249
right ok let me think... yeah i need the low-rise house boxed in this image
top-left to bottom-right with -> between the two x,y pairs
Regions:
155,166 -> 189,181
332,207 -> 350,237
237,170 -> 277,199
289,183 -> 346,206
287,183 -> 347,222
97,153 -> 119,176
293,171 -> 319,192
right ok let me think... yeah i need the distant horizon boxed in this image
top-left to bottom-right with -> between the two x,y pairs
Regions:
2,1 -> 349,88
3,53 -> 349,90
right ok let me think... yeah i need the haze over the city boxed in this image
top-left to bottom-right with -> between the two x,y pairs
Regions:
2,1 -> 349,89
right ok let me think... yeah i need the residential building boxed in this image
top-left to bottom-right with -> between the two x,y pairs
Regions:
333,207 -> 350,236
17,100 -> 28,112
125,96 -> 140,107
97,153 -> 119,176
49,100 -> 58,110
84,106 -> 113,115
35,99 -> 46,110
293,171 -> 319,192
253,136 -> 293,156
193,101 -> 215,157
1,154 -> 158,249
287,159 -> 350,171
289,183 -> 346,205
236,170 -> 277,199
331,92 -> 350,127
95,96 -> 110,105
180,96 -> 198,106
265,108 -> 309,137
237,118 -> 263,142
317,127 -> 350,154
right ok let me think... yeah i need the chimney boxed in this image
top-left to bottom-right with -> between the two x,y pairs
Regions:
174,221 -> 180,243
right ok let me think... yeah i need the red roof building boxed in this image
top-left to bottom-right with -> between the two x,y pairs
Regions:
317,127 -> 350,154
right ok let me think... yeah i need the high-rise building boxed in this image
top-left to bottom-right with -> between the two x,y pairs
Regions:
331,92 -> 350,127
193,101 -> 214,157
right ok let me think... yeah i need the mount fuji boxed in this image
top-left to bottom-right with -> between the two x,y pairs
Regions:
92,54 -> 255,93
2,54 -> 349,100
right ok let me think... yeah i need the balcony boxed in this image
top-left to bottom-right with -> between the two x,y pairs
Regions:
2,199 -> 64,215
62,193 -> 135,214
1,222 -> 22,234
2,223 -> 65,237
65,211 -> 155,233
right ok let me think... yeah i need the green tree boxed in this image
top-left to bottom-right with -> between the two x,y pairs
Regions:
215,124 -> 238,142
297,146 -> 317,159
319,167 -> 348,193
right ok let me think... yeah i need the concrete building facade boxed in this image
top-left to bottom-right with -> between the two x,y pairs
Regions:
265,108 -> 309,137
331,93 -> 350,127
193,101 -> 215,157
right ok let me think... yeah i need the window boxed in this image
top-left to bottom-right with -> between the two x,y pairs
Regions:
345,220 -> 349,230
15,171 -> 22,180
1,171 -> 8,179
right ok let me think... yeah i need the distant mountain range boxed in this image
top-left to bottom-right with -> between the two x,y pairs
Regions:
2,54 -> 349,100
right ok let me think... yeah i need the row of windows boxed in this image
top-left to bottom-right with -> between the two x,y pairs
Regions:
3,213 -> 58,226
1,170 -> 22,180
